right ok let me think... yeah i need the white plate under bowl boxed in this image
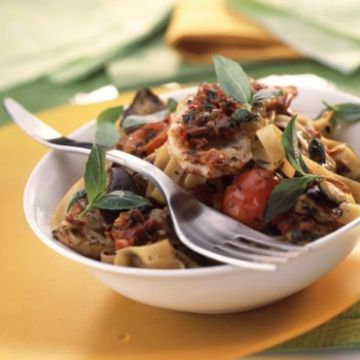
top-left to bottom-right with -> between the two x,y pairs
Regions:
24,76 -> 360,313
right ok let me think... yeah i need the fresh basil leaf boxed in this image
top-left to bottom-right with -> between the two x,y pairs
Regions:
93,190 -> 151,211
264,175 -> 318,222
281,116 -> 308,176
67,189 -> 86,213
212,55 -> 252,104
95,106 -> 122,148
122,109 -> 169,132
326,102 -> 360,123
97,106 -> 123,124
84,144 -> 107,205
253,89 -> 282,103
231,108 -> 258,123
96,122 -> 120,149
167,97 -> 178,113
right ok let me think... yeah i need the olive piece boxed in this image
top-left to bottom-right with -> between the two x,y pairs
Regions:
308,138 -> 326,164
100,166 -> 142,224
108,166 -> 140,194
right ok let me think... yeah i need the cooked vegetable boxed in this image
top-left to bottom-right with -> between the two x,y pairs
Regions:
118,122 -> 168,156
121,88 -> 166,127
222,167 -> 279,229
82,144 -> 150,215
308,138 -> 326,165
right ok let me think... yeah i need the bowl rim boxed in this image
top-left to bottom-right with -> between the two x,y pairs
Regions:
23,80 -> 360,278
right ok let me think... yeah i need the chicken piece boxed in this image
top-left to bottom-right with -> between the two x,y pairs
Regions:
53,198 -> 114,259
167,83 -> 253,178
110,208 -> 172,250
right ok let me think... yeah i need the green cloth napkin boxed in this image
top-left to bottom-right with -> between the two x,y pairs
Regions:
227,0 -> 360,74
0,0 -> 174,90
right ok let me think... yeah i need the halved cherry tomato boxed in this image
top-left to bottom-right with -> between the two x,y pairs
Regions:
222,167 -> 279,229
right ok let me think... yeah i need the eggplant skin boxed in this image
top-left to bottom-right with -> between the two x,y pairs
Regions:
100,165 -> 146,224
121,88 -> 166,123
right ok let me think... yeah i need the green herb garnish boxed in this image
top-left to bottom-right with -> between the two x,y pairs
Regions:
67,189 -> 86,213
97,106 -> 123,125
81,144 -> 150,215
212,55 -> 282,122
92,190 -> 150,211
323,101 -> 360,124
231,108 -> 258,123
167,97 -> 178,113
265,116 -> 320,222
122,109 -> 169,132
281,116 -> 308,176
264,176 -> 318,222
212,55 -> 252,104
95,106 -> 123,148
253,89 -> 283,103
84,143 -> 107,209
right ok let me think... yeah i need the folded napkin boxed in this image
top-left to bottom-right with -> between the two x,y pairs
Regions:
0,0 -> 174,90
165,0 -> 299,63
228,0 -> 360,74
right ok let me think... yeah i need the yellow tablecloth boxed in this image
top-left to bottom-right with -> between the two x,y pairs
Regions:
1,94 -> 360,359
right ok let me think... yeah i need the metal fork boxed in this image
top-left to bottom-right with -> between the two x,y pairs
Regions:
4,97 -> 307,271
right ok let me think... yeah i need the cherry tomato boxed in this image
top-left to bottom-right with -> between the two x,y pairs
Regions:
222,167 -> 279,229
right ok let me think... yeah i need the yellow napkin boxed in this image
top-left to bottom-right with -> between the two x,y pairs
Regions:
166,0 -> 300,63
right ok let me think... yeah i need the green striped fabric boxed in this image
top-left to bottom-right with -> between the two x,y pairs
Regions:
272,302 -> 360,352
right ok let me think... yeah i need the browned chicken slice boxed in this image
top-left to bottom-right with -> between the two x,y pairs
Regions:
167,83 -> 253,178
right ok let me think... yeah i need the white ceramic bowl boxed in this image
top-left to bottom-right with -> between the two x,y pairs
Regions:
24,76 -> 360,313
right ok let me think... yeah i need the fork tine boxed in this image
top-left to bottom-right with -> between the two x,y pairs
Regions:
191,229 -> 299,260
223,240 -> 301,258
199,217 -> 305,254
213,244 -> 289,263
205,211 -> 307,253
182,240 -> 277,270
233,234 -> 307,252
174,227 -> 278,270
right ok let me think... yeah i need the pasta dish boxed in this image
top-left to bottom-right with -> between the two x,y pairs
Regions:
51,56 -> 360,269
